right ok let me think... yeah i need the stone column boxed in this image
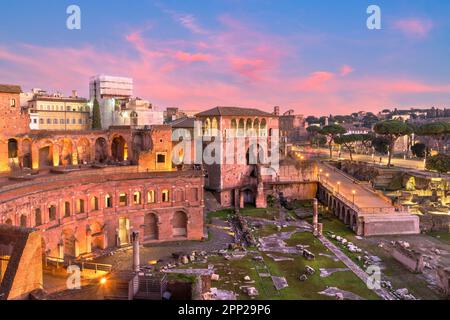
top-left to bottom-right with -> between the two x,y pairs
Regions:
58,242 -> 64,260
312,198 -> 319,236
132,231 -> 140,272
86,226 -> 92,254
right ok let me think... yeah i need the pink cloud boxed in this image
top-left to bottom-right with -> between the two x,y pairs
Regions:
294,71 -> 335,92
174,51 -> 214,63
1,14 -> 449,117
340,65 -> 354,76
393,18 -> 433,38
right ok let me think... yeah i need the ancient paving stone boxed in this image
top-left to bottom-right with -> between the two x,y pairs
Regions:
319,268 -> 350,278
319,287 -> 365,300
272,276 -> 289,290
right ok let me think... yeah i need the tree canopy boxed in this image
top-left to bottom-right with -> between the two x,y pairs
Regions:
333,134 -> 362,161
92,98 -> 102,130
373,120 -> 413,166
426,154 -> 450,174
320,124 -> 347,158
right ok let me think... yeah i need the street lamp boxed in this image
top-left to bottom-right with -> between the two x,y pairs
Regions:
337,181 -> 341,193
352,190 -> 356,205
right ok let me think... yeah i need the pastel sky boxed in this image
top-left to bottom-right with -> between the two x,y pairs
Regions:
1,0 -> 449,116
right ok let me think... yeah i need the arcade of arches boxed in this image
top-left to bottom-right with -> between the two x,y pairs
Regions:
0,169 -> 204,259
0,129 -> 150,172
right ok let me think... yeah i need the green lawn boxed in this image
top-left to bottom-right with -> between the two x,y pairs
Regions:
206,209 -> 234,223
239,206 -> 278,220
313,214 -> 443,300
427,231 -> 450,245
183,223 -> 380,300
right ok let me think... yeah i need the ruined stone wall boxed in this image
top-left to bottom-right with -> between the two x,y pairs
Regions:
0,91 -> 30,138
7,231 -> 43,300
362,215 -> 420,236
138,126 -> 173,172
0,91 -> 31,172
270,182 -> 318,200
419,214 -> 450,232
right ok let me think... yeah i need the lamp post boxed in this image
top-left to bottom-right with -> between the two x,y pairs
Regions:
352,190 -> 356,205
318,169 -> 323,181
337,181 -> 341,194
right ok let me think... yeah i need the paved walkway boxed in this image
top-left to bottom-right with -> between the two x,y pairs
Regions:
318,162 -> 395,213
317,234 -> 395,300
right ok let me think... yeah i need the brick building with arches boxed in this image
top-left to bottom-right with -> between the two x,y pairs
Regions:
0,84 -> 204,261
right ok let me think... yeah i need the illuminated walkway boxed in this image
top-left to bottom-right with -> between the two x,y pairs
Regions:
317,162 -> 395,214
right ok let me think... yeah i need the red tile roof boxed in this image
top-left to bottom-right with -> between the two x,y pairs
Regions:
196,106 -> 274,117
0,84 -> 22,94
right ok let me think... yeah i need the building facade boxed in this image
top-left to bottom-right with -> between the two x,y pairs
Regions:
27,92 -> 90,131
195,106 -> 279,208
0,83 -> 205,261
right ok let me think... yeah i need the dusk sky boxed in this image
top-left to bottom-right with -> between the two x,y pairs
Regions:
1,0 -> 449,115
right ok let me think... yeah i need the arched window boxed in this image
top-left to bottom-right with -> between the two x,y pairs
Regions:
91,197 -> 99,211
105,194 -> 113,208
20,215 -> 27,227
147,190 -> 155,204
238,119 -> 245,137
162,190 -> 170,203
246,119 -> 253,136
119,193 -> 128,207
130,111 -> 138,126
260,119 -> 267,137
8,139 -> 18,159
48,205 -> 57,221
76,199 -> 85,214
203,118 -> 211,136
133,192 -> 142,205
211,117 -> 218,136
64,201 -> 71,217
254,118 -> 260,136
35,209 -> 42,226
231,119 -> 237,137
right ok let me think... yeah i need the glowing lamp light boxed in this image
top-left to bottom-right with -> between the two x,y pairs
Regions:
148,260 -> 158,265
100,277 -> 107,285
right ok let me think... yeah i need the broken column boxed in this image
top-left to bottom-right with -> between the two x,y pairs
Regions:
313,198 -> 319,236
131,231 -> 140,272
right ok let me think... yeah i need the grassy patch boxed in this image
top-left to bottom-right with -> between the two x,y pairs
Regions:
206,209 -> 234,223
427,231 -> 450,245
240,206 -> 278,220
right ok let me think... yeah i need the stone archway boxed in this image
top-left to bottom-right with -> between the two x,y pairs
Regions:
172,211 -> 187,237
118,217 -> 130,245
8,138 -> 19,169
77,138 -> 91,164
144,212 -> 159,240
132,133 -> 144,162
95,137 -> 108,163
21,139 -> 32,169
38,140 -> 54,168
111,136 -> 127,162
90,222 -> 104,250
59,138 -> 74,166
344,210 -> 350,225
62,229 -> 77,258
